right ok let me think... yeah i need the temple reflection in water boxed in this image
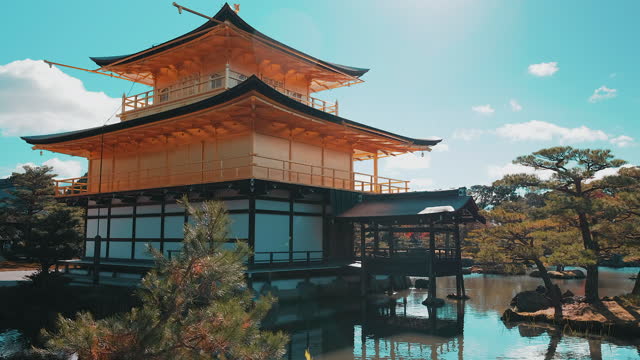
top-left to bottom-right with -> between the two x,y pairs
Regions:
269,289 -> 465,360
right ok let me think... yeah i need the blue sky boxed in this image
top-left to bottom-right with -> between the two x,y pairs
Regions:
0,0 -> 638,189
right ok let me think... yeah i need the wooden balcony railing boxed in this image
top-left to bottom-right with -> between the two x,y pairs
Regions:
363,247 -> 458,261
52,177 -> 88,196
121,70 -> 338,116
53,154 -> 409,197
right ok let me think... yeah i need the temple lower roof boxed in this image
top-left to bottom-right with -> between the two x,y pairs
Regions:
337,188 -> 485,223
22,75 -> 441,148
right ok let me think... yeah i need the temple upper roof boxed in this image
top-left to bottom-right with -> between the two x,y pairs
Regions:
90,3 -> 368,91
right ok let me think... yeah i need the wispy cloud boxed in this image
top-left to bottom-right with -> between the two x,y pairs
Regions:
589,86 -> 617,103
509,99 -> 523,112
408,177 -> 435,191
528,61 -> 559,77
488,163 -> 554,181
383,152 -> 431,170
453,128 -> 485,141
610,135 -> 634,148
495,120 -> 608,143
471,104 -> 495,115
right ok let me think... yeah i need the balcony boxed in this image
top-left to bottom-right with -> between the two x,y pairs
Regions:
53,154 -> 409,197
120,70 -> 338,119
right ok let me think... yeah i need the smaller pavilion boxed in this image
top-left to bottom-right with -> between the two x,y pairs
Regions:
338,188 -> 485,303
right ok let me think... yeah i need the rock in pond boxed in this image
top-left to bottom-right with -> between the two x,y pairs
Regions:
510,291 -> 551,312
414,278 -> 429,289
422,297 -> 445,307
566,269 -> 585,279
529,269 -> 585,279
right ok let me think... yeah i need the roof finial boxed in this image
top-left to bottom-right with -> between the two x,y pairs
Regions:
233,4 -> 240,13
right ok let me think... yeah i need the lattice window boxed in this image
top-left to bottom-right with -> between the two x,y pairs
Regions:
158,88 -> 169,102
210,73 -> 224,89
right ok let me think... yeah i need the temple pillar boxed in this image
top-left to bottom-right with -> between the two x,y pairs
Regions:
92,234 -> 102,285
360,223 -> 367,296
373,151 -> 379,193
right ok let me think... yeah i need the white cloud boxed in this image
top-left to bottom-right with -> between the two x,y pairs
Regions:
1,162 -> 35,179
487,163 -> 554,181
495,120 -> 608,143
509,99 -> 523,112
471,104 -> 495,115
528,61 -> 559,77
2,158 -> 84,179
432,143 -> 449,152
610,135 -> 634,148
453,128 -> 485,141
0,59 -> 120,136
409,177 -> 435,191
42,158 -> 84,179
383,152 -> 431,170
589,86 -> 617,103
589,164 -> 635,182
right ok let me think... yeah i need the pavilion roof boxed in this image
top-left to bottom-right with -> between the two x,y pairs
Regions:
22,75 -> 441,150
337,188 -> 485,224
90,3 -> 369,79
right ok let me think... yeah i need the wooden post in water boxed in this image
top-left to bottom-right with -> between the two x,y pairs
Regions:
428,227 -> 437,301
454,221 -> 467,299
423,222 -> 444,307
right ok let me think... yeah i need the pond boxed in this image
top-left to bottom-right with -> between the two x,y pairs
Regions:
1,267 -> 638,359
276,267 -> 640,360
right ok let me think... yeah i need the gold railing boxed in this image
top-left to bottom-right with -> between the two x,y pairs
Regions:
53,155 -> 407,197
121,70 -> 338,116
53,177 -> 89,196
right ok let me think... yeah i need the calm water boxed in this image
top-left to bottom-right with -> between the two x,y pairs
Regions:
1,268 -> 638,359
275,267 -> 640,360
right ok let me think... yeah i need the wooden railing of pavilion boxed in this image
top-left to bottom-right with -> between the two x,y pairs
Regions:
53,154 -> 409,197
121,70 -> 338,116
363,247 -> 458,261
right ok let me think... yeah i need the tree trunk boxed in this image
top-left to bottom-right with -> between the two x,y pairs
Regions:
543,329 -> 562,360
633,269 -> 640,296
533,259 -> 563,322
577,212 -> 599,302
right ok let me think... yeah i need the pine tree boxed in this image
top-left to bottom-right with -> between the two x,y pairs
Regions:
1,165 -> 56,252
44,198 -> 288,360
468,184 -> 521,209
29,202 -> 83,276
0,165 -> 83,277
595,166 -> 640,295
468,200 -> 582,321
498,147 -> 627,302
